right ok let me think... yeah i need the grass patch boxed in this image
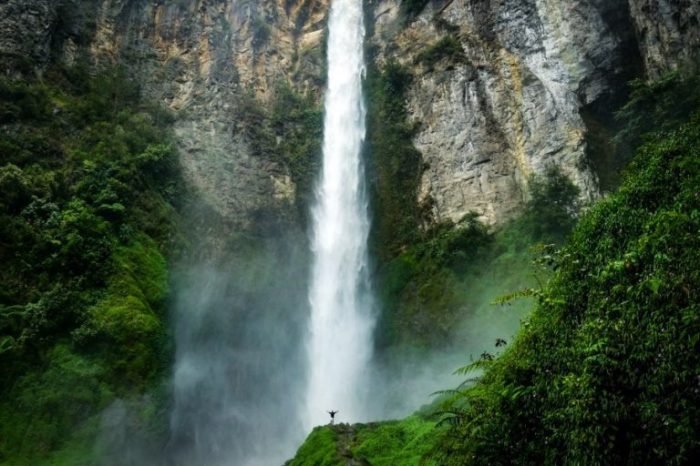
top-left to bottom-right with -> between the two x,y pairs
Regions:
287,416 -> 440,466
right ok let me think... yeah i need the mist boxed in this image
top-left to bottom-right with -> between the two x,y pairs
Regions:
366,265 -> 534,422
164,222 -> 311,466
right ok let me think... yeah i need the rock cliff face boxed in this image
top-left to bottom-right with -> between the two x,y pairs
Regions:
629,0 -> 700,78
367,0 -> 699,225
1,0 -> 698,227
1,0 -> 329,230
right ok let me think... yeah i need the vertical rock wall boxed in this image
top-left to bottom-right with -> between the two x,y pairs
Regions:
1,0 -> 330,230
368,0 -> 698,225
1,0 -> 698,227
368,0 -> 640,224
628,0 -> 700,78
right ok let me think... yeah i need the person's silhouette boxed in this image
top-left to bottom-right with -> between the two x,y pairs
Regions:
328,410 -> 338,424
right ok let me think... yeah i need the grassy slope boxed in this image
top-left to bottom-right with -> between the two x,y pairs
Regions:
287,416 -> 439,466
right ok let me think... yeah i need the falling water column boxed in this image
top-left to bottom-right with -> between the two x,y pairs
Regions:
304,0 -> 374,430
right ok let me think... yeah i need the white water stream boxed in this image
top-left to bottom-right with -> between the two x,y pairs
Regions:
303,0 -> 375,431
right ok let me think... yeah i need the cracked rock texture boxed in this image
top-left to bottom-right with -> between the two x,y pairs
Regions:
369,0 -> 699,225
1,0 -> 698,227
0,0 -> 329,230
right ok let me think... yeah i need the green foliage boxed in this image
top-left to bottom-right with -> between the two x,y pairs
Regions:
431,110 -> 700,464
73,238 -> 168,388
287,427 -> 343,466
288,416 -> 439,466
615,72 -> 700,153
0,345 -> 110,462
516,166 -> 581,246
0,65 -> 178,463
0,79 -> 51,123
375,214 -> 490,347
375,169 -> 579,349
415,35 -> 466,71
350,416 -> 440,466
366,61 -> 424,261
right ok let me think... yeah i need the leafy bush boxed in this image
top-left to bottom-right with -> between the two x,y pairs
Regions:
0,65 -> 178,463
0,345 -> 111,461
615,72 -> 700,153
432,110 -> 700,466
511,166 -> 581,247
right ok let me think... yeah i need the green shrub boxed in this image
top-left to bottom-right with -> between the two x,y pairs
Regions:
0,345 -> 111,461
615,72 -> 700,153
432,110 -> 700,466
0,65 -> 178,463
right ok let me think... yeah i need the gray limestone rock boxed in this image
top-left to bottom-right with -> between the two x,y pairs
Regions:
368,0 -> 648,225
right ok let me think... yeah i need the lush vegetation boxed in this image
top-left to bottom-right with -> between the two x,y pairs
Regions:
365,61 -> 425,261
0,65 -> 179,464
430,77 -> 700,465
288,416 -> 439,466
375,167 -> 580,349
587,72 -> 700,192
614,72 -> 700,156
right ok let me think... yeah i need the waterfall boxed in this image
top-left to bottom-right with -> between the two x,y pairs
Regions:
303,0 -> 374,430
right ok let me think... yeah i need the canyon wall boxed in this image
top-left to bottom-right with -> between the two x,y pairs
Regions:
1,0 -> 698,227
1,0 -> 330,231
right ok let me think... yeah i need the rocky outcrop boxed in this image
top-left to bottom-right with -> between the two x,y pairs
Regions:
628,0 -> 700,78
369,0 -> 636,224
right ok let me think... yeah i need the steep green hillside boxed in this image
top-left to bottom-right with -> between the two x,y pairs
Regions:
433,92 -> 700,466
0,65 -> 179,464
